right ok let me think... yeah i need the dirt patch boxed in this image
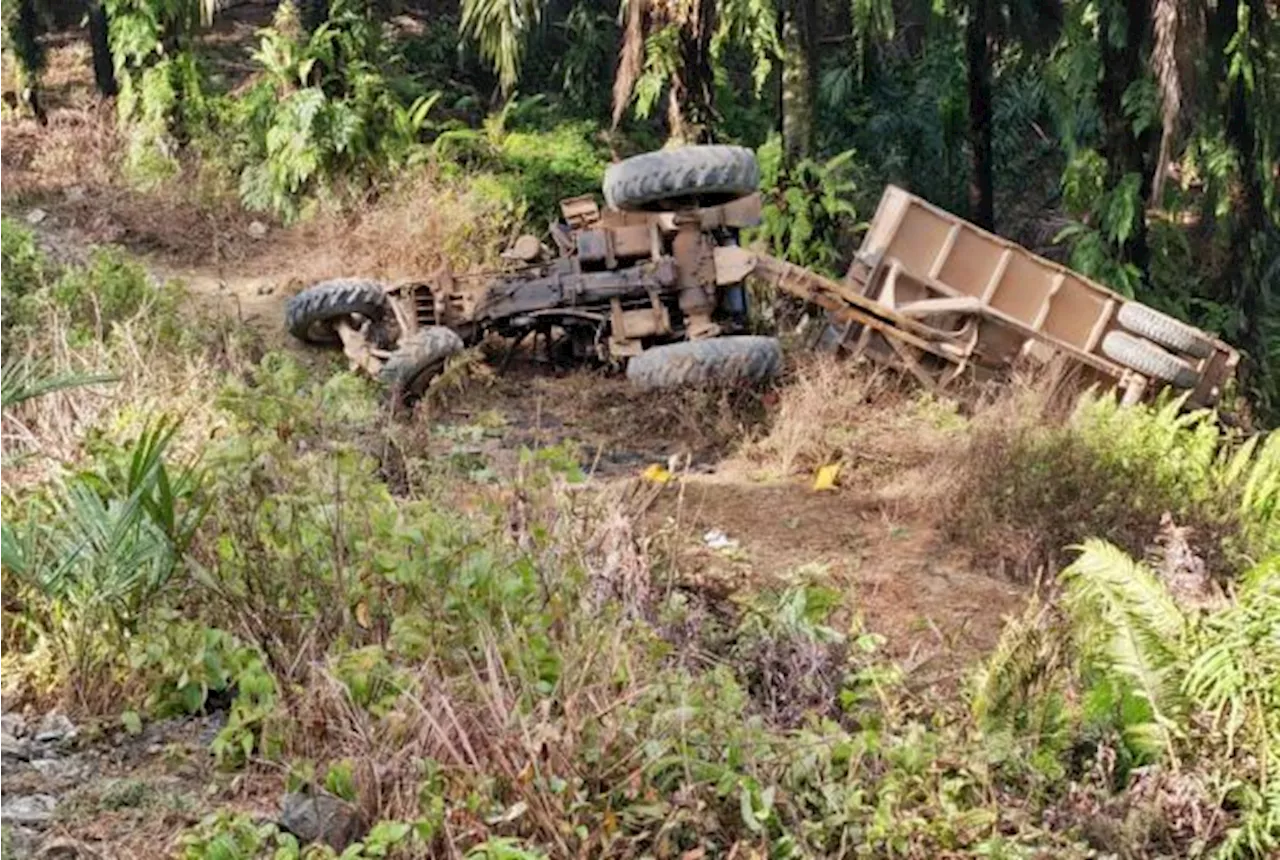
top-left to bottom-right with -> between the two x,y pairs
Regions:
395,356 -> 770,478
646,470 -> 1025,677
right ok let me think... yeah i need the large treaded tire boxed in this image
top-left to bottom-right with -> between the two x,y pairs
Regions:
603,146 -> 760,212
1101,331 -> 1200,389
1116,302 -> 1213,359
378,326 -> 464,395
286,279 -> 390,345
626,336 -> 782,391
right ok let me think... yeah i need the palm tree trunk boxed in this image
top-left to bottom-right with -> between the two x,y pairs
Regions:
8,0 -> 46,123
965,0 -> 994,230
88,1 -> 118,97
782,0 -> 817,163
668,0 -> 717,142
1098,0 -> 1155,274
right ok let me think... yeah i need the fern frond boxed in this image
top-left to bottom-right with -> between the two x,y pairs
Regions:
1186,555 -> 1280,759
1062,540 -> 1190,758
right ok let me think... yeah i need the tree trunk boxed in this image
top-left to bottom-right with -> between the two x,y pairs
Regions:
965,0 -> 994,230
781,0 -> 817,164
9,0 -> 46,123
1220,0 -> 1268,368
1098,0 -> 1156,274
668,0 -> 717,143
88,1 -> 118,97
301,0 -> 331,34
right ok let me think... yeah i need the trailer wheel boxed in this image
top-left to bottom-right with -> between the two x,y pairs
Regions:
1116,303 -> 1213,359
1101,331 -> 1201,389
626,336 -> 782,390
379,326 -> 464,396
286,279 -> 390,345
603,146 -> 760,212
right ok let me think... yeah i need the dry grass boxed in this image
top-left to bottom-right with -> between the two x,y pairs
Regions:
740,353 -> 975,500
741,354 -> 892,478
1,301 -> 260,491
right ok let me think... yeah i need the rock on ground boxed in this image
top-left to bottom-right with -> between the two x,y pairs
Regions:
1,793 -> 57,826
279,791 -> 364,850
33,714 -> 76,744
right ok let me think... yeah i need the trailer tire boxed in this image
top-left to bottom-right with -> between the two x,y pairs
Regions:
378,326 -> 464,395
626,336 -> 782,390
603,146 -> 760,211
1101,331 -> 1200,389
286,279 -> 390,345
1116,302 -> 1213,359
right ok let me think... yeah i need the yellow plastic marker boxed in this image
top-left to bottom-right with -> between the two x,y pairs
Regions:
813,463 -> 841,491
642,463 -> 672,484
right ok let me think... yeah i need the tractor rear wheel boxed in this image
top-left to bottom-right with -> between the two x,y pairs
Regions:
626,336 -> 782,390
378,326 -> 464,397
603,146 -> 760,212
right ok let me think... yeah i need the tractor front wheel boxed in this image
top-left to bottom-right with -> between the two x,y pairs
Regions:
286,279 -> 391,346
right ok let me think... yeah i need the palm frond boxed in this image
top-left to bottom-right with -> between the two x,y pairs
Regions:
971,598 -> 1067,730
1,357 -> 118,409
460,0 -> 547,94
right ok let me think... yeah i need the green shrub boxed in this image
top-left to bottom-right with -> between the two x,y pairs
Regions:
433,107 -> 607,227
234,0 -> 437,222
747,135 -> 859,276
975,542 -> 1280,858
129,619 -> 258,717
52,248 -> 182,344
955,393 -> 1278,576
1,219 -> 49,349
106,0 -> 211,186
489,118 -> 606,222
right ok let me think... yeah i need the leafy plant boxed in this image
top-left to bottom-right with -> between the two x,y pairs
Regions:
749,136 -> 860,275
0,219 -> 49,347
1,417 -> 208,708
235,0 -> 438,221
52,248 -> 183,344
210,656 -> 279,767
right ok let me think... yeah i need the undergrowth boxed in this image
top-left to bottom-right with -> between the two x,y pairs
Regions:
953,391 -> 1279,578
2,235 -> 1278,858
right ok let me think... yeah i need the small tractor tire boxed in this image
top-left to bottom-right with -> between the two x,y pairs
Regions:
603,145 -> 760,212
1101,331 -> 1200,389
626,336 -> 782,390
1115,302 -> 1213,359
286,279 -> 390,345
378,326 -> 464,396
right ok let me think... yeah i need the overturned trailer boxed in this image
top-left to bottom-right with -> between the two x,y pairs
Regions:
745,185 -> 1238,407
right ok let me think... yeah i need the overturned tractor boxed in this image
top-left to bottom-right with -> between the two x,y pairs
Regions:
286,145 -> 1237,407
